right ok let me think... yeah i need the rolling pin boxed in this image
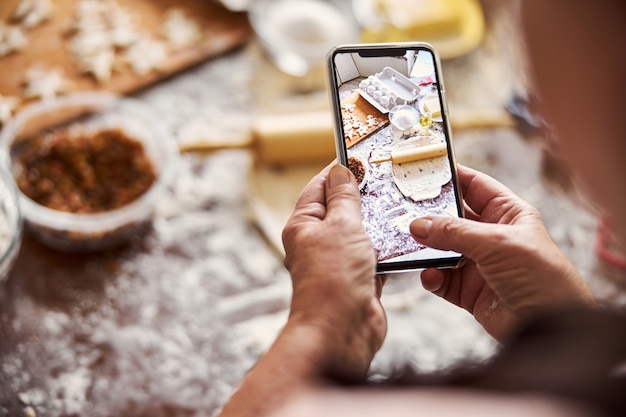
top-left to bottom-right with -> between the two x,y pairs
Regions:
178,110 -> 336,164
369,141 -> 448,164
179,110 -> 514,164
252,111 -> 336,164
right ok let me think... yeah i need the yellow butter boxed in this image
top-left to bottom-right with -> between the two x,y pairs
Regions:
374,0 -> 463,39
423,97 -> 441,118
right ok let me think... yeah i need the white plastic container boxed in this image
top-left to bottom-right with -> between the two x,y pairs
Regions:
0,164 -> 22,281
0,93 -> 179,252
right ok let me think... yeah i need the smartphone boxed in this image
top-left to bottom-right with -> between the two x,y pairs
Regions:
327,43 -> 464,273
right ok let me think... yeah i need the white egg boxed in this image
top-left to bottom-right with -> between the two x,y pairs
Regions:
366,85 -> 376,95
373,90 -> 382,100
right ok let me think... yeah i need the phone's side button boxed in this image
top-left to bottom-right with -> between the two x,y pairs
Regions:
441,95 -> 450,116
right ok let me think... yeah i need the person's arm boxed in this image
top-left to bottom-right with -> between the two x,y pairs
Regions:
411,165 -> 595,342
217,322 -> 339,417
218,163 -> 387,417
272,388 -> 593,417
219,164 -> 595,416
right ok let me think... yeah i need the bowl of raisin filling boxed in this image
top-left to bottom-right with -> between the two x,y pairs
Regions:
347,156 -> 368,191
0,93 -> 178,252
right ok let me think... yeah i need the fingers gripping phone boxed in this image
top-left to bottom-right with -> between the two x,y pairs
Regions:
327,43 -> 464,273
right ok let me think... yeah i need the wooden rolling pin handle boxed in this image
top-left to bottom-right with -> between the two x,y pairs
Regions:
370,141 -> 448,164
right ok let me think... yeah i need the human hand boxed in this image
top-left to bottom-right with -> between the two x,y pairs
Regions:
282,162 -> 387,379
410,165 -> 594,342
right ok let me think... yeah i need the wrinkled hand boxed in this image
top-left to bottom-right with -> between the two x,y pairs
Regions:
282,163 -> 387,379
410,165 -> 594,342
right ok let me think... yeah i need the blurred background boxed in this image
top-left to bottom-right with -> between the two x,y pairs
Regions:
0,0 -> 624,416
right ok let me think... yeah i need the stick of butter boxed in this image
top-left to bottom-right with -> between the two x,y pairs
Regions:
422,96 -> 442,118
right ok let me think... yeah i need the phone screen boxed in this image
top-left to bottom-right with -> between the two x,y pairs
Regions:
327,43 -> 464,272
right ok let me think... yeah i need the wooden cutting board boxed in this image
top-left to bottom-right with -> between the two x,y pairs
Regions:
0,0 -> 251,99
340,91 -> 389,149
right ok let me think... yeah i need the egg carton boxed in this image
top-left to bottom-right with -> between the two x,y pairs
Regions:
358,67 -> 421,114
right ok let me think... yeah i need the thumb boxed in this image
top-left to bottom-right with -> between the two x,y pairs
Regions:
410,216 -> 504,261
324,164 -> 363,221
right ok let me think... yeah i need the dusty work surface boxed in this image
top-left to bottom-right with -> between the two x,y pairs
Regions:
0,2 -> 623,416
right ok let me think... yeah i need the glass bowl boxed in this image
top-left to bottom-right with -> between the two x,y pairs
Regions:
0,93 -> 179,252
249,0 -> 359,76
389,104 -> 420,131
0,164 -> 22,282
